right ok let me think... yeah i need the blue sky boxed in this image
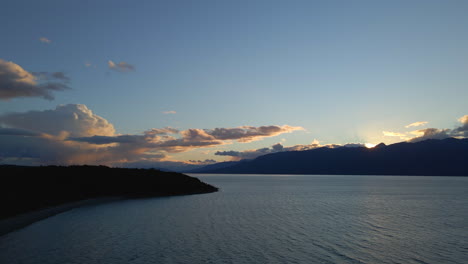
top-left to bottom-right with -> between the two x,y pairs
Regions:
1,0 -> 467,167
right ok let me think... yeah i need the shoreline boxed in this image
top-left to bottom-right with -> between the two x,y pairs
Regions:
0,197 -> 122,237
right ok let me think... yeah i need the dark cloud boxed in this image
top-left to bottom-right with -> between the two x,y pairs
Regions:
272,143 -> 284,151
215,150 -> 245,157
343,143 -> 366,148
207,125 -> 304,142
32,72 -> 70,82
0,127 -> 42,137
70,135 -> 141,145
0,59 -> 69,100
408,128 -> 451,142
215,143 -> 287,160
451,115 -> 468,138
188,159 -> 217,165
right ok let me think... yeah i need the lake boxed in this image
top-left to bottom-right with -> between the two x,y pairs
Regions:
1,174 -> 467,264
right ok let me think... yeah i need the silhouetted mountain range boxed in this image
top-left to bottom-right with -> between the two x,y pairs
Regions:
187,160 -> 250,173
0,166 -> 218,219
195,138 -> 468,176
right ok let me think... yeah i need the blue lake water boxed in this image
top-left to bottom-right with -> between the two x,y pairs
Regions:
1,174 -> 467,264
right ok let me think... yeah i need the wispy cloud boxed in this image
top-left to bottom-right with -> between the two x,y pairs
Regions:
407,115 -> 468,142
32,72 -> 70,82
108,60 -> 135,72
383,131 -> 407,138
405,121 -> 428,128
163,110 -> 177,114
145,127 -> 179,135
207,125 -> 305,143
39,37 -> 51,44
0,59 -> 69,100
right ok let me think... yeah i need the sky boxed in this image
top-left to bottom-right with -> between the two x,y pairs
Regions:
1,0 -> 467,169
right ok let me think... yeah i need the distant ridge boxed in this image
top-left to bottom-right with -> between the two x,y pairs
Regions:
187,160 -> 248,173
195,138 -> 468,176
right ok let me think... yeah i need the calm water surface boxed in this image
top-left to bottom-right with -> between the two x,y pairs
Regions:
1,174 -> 467,264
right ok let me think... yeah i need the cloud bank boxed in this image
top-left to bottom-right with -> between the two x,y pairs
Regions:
0,104 -> 115,137
0,59 -> 69,100
0,104 -> 303,166
1,103 -> 465,167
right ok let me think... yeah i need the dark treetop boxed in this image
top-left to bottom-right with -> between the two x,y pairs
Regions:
197,138 -> 468,176
0,165 -> 218,219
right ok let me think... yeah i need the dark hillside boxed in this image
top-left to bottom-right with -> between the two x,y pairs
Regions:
198,138 -> 468,176
0,165 -> 218,219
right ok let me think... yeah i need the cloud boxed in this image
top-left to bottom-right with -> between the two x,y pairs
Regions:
343,143 -> 366,148
408,128 -> 451,142
215,147 -> 273,160
383,131 -> 407,137
405,121 -> 428,128
451,115 -> 468,138
187,159 -> 217,165
0,104 -> 305,167
163,110 -> 177,114
406,115 -> 468,142
71,134 -> 140,145
32,71 -> 70,82
207,125 -> 304,143
108,60 -> 135,72
68,123 -> 303,163
0,127 -> 42,137
383,131 -> 410,140
0,104 -> 115,137
39,37 -> 51,43
144,127 -> 179,135
0,59 -> 69,100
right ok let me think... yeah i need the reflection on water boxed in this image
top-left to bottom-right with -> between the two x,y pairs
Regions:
1,175 -> 467,264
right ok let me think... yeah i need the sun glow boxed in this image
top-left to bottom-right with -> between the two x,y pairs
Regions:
365,143 -> 376,148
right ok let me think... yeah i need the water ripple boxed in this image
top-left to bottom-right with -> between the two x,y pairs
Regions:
1,175 -> 467,264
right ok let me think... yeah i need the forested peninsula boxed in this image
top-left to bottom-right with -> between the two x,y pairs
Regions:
0,165 -> 218,220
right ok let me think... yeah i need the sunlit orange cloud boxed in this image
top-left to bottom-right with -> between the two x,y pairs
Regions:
382,131 -> 407,137
0,104 -> 305,166
405,121 -> 428,128
458,115 -> 468,124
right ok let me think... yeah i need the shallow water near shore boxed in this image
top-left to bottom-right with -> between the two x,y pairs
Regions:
1,174 -> 467,264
